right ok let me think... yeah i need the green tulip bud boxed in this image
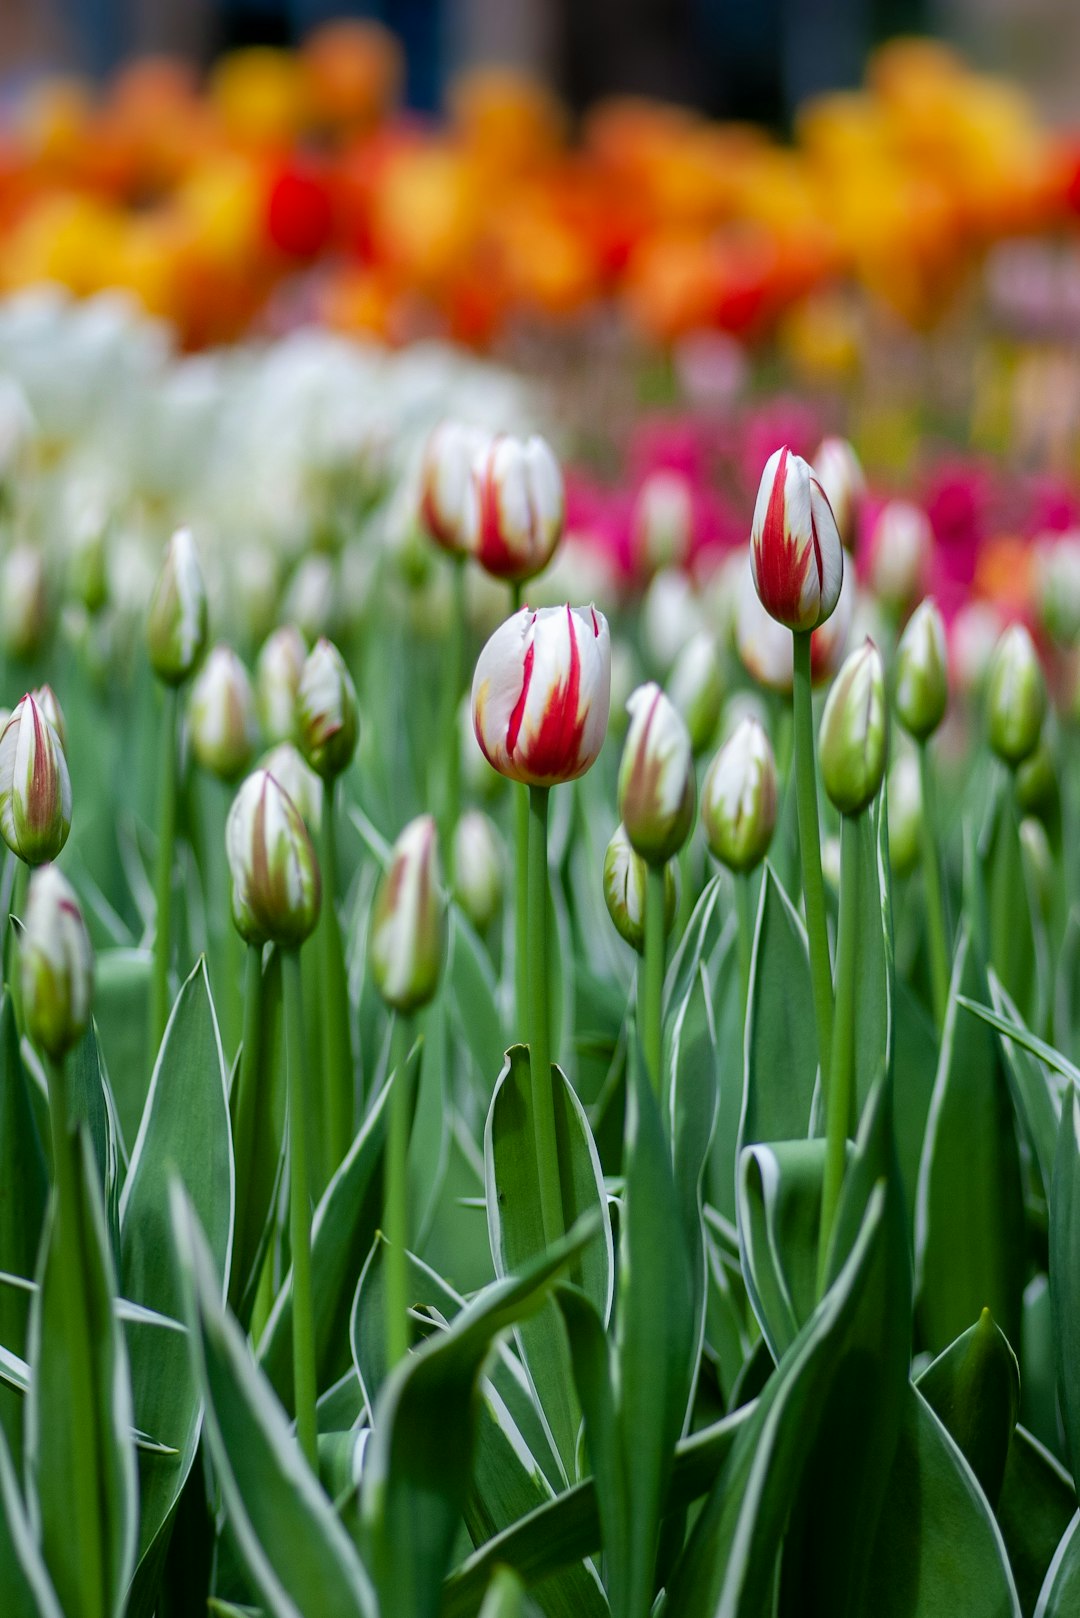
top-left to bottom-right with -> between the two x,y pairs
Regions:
189,644 -> 259,782
887,752 -> 921,878
146,526 -> 208,685
226,768 -> 321,947
0,693 -> 72,865
819,639 -> 887,816
895,598 -> 948,740
700,716 -> 777,873
21,864 -> 93,1061
617,682 -> 696,865
256,624 -> 307,745
296,638 -> 359,780
370,815 -> 446,1012
453,809 -> 503,933
986,624 -> 1046,767
603,822 -> 676,953
667,630 -> 724,756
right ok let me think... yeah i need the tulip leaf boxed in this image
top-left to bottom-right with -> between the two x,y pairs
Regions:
982,785 -> 1042,1030
92,948 -> 154,1153
705,913 -> 745,1222
740,862 -> 818,1151
915,1309 -> 1020,1508
668,953 -> 720,1382
230,944 -> 285,1327
170,1183 -> 377,1618
737,1138 -> 835,1357
120,957 -> 233,1584
915,927 -> 1026,1353
479,1569 -> 526,1618
358,1214 -> 599,1618
28,1129 -> 138,1618
892,978 -> 938,1230
484,1045 -> 613,1482
998,1426 -> 1076,1617
0,993 -> 46,1451
1049,1082 -> 1080,1496
0,1419 -> 63,1618
980,976 -> 1062,1199
849,800 -> 893,1120
1034,1514 -> 1080,1616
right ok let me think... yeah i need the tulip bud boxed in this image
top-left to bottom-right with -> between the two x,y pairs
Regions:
370,814 -> 446,1013
603,822 -> 676,952
895,598 -> 948,740
226,769 -> 321,947
887,752 -> 921,878
750,446 -> 843,632
985,624 -> 1046,767
631,470 -> 694,574
453,808 -> 502,932
617,683 -> 696,864
1015,736 -> 1057,823
189,644 -> 259,782
472,604 -> 610,786
467,434 -> 564,585
256,624 -> 307,744
812,436 -> 865,551
146,526 -> 208,685
259,742 -> 323,831
418,420 -> 487,558
31,685 -> 66,751
700,716 -> 777,873
1020,816 -> 1054,920
296,637 -> 359,780
20,864 -> 93,1061
868,500 -> 932,609
0,545 -> 48,663
0,694 -> 72,865
819,639 -> 887,815
666,631 -> 723,756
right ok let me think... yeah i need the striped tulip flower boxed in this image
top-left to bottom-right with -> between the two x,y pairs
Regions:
226,768 -> 321,948
146,526 -> 208,686
418,420 -> 489,558
617,682 -> 696,865
21,863 -> 93,1061
0,693 -> 72,865
472,604 -> 610,786
296,638 -> 359,781
468,434 -> 565,584
750,446 -> 843,632
701,717 -> 778,873
370,814 -> 446,1013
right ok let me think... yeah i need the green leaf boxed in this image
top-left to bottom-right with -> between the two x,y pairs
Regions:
479,1569 -> 526,1618
93,948 -> 153,1153
0,1420 -> 63,1618
28,1130 -> 138,1618
998,1427 -> 1076,1617
1034,1515 -> 1080,1616
0,993 -> 46,1450
956,998 -> 1080,1088
741,863 -> 818,1151
359,1215 -> 599,1618
892,979 -> 938,1231
916,1310 -> 1020,1508
230,944 -> 285,1327
449,909 -> 506,1094
120,957 -> 234,1583
916,927 -> 1026,1353
668,956 -> 720,1366
483,1045 -> 613,1481
171,1182 -> 377,1618
1049,1083 -> 1080,1496
851,800 -> 893,1120
737,1138 -> 835,1358
985,976 -> 1062,1200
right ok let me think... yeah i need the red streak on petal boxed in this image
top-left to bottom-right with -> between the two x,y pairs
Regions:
517,605 -> 586,780
754,447 -> 815,624
28,699 -> 49,834
475,440 -> 522,581
506,629 -> 535,756
590,606 -> 600,637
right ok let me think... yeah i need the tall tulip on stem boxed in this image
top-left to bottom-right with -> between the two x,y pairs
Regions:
700,717 -> 778,1014
984,624 -> 1047,1005
895,599 -> 950,1026
750,446 -> 844,1078
473,604 -> 610,1251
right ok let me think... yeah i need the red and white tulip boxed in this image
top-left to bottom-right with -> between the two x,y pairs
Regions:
750,446 -> 843,632
467,434 -> 565,584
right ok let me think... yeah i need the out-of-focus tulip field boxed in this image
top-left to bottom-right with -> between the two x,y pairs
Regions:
5,19 -> 1080,1618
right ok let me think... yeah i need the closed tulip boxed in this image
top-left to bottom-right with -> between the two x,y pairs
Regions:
146,526 -> 208,685
617,682 -> 696,864
418,420 -> 488,557
819,640 -> 887,815
296,637 -> 359,780
256,624 -> 307,744
21,864 -> 93,1061
189,644 -> 259,781
370,814 -> 446,1012
986,624 -> 1046,767
895,598 -> 948,740
226,768 -> 321,947
603,822 -> 676,952
0,693 -> 72,865
750,445 -> 843,632
700,716 -> 777,873
467,434 -> 564,584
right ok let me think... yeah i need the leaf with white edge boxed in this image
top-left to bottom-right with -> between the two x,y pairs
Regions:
998,1426 -> 1076,1617
0,1419 -> 63,1618
740,863 -> 818,1152
985,976 -> 1062,1199
737,1138 -> 836,1358
1049,1084 -> 1080,1496
478,1569 -> 526,1618
1034,1515 -> 1080,1617
0,993 -> 46,1451
916,1309 -> 1019,1509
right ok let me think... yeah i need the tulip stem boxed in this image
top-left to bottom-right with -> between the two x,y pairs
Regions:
320,782 -> 353,1179
283,947 -> 318,1469
44,1053 -> 106,1618
527,785 -> 562,1251
151,684 -> 178,1049
511,580 -> 530,1038
918,740 -> 950,1028
817,812 -> 858,1297
229,942 -> 265,1319
792,630 -> 834,1079
735,871 -> 754,1019
643,864 -> 667,1099
384,1013 -> 415,1370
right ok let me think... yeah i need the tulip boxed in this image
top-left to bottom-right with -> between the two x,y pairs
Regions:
31,684 -> 66,751
819,640 -> 888,816
225,768 -> 321,948
631,469 -> 694,574
256,624 -> 307,745
453,809 -> 502,932
467,434 -> 564,585
895,598 -> 948,740
21,863 -> 93,1061
985,624 -> 1046,767
750,445 -> 843,632
296,637 -> 359,780
259,742 -> 323,831
813,436 -> 865,551
189,644 -> 259,782
603,822 -> 676,952
472,604 -> 611,786
370,815 -> 446,1013
0,545 -> 48,664
667,630 -> 723,755
146,526 -> 208,686
1015,737 -> 1057,825
887,752 -> 922,878
418,420 -> 488,557
618,683 -> 696,866
0,694 -> 72,865
868,500 -> 932,608
700,717 -> 777,874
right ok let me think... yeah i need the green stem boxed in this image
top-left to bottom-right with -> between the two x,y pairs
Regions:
989,772 -> 1023,1004
918,741 -> 950,1029
283,947 -> 318,1468
443,557 -> 466,885
527,785 -> 562,1252
7,859 -> 28,1033
735,871 -> 754,1020
817,814 -> 859,1296
151,685 -> 179,1048
792,630 -> 834,1080
44,1054 -> 106,1618
511,579 -> 530,1038
384,1015 -> 415,1370
642,863 -> 667,1099
229,943 -> 265,1315
320,783 -> 352,1179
